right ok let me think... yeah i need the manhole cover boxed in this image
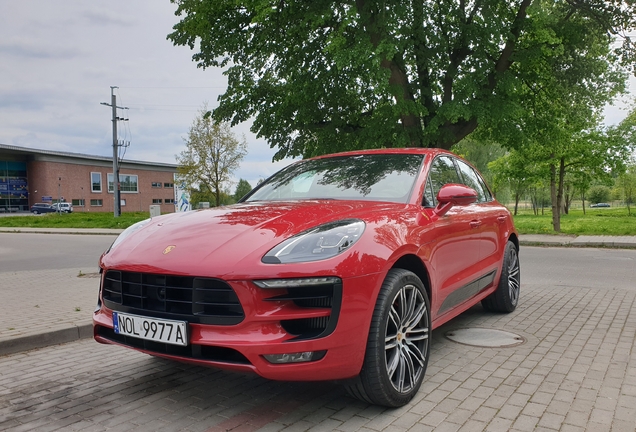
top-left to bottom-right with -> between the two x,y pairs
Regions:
445,328 -> 525,348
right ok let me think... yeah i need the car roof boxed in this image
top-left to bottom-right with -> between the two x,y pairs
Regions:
308,147 -> 455,161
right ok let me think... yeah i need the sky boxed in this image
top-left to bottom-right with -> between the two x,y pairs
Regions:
1,1 -> 635,193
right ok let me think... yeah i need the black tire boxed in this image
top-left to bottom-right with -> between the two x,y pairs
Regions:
482,241 -> 520,313
346,268 -> 431,407
32,210 -> 39,214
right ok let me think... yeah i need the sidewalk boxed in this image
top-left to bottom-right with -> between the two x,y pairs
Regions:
0,231 -> 635,357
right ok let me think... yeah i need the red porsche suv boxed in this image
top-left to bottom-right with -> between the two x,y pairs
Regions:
93,148 -> 520,407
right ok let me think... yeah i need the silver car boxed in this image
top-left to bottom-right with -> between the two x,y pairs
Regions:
51,202 -> 73,213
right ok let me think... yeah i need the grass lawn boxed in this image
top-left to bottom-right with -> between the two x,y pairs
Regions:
511,207 -> 636,236
0,211 -> 149,229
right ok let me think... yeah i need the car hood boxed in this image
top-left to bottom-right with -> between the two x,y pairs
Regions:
101,200 -> 404,277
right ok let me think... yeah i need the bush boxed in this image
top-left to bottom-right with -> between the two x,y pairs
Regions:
587,185 -> 611,204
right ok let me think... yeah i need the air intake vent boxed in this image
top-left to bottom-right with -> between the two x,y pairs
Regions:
102,271 -> 244,325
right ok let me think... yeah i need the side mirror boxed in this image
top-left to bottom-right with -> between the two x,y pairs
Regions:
434,184 -> 478,216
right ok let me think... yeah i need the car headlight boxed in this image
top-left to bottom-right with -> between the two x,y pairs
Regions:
106,218 -> 152,254
262,219 -> 365,264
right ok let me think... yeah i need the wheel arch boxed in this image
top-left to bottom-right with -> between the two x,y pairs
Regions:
508,232 -> 519,251
391,254 -> 431,303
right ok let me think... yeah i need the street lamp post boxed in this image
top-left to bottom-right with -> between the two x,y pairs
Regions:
57,177 -> 61,214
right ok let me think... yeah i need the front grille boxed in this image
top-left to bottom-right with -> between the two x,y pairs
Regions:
265,282 -> 342,341
102,271 -> 244,325
96,326 -> 250,364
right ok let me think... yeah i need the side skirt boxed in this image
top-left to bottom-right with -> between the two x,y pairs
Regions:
437,270 -> 497,316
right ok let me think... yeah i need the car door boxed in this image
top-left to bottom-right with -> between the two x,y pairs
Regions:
420,155 -> 483,320
455,159 -> 505,272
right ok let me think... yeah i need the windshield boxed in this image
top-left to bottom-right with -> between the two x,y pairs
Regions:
245,153 -> 424,204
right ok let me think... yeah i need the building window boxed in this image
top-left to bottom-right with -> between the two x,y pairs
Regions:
91,172 -> 102,192
164,198 -> 175,204
90,199 -> 103,206
72,199 -> 85,206
152,198 -> 162,204
164,182 -> 174,188
108,174 -> 139,193
151,182 -> 162,188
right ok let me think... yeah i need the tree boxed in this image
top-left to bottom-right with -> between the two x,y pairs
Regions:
489,148 -> 544,215
168,1 -> 636,160
587,185 -> 612,204
234,178 -> 253,202
177,105 -> 248,207
617,165 -> 636,215
190,184 -> 235,208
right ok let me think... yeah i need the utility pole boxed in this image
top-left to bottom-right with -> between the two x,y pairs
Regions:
100,86 -> 128,217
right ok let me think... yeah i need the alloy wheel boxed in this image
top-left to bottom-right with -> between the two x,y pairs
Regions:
508,248 -> 520,306
384,284 -> 429,393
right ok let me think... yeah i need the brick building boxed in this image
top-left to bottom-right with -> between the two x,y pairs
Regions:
0,143 -> 178,214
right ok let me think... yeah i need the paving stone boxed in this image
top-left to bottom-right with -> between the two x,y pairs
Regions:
1,247 -> 636,431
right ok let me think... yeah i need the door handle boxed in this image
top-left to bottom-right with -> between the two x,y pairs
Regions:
469,220 -> 482,228
497,216 -> 507,224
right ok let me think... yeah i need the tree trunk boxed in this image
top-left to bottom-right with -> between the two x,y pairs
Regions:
581,192 -> 586,215
514,193 -> 520,216
530,191 -> 537,215
557,157 -> 566,221
550,162 -> 560,232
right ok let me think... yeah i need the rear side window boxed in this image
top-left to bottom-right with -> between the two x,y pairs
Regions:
423,156 -> 461,207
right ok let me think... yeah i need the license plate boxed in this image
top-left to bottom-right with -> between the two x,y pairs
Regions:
113,312 -> 188,346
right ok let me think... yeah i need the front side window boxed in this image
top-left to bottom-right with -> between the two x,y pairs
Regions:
455,160 -> 488,203
424,156 -> 461,207
245,154 -> 425,204
91,172 -> 102,192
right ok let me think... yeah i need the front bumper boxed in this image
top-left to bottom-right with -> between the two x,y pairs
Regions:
93,272 -> 383,381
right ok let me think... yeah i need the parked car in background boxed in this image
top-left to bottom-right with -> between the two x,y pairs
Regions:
30,203 -> 57,214
590,203 -> 611,208
93,148 -> 520,407
51,202 -> 73,213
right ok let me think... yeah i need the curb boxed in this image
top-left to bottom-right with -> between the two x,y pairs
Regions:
0,323 -> 93,357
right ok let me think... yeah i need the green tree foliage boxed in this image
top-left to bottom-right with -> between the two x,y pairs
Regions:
234,178 -> 253,201
177,105 -> 248,207
168,1 -> 636,160
479,1 -> 632,231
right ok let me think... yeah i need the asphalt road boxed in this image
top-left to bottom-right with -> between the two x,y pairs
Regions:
0,233 -> 117,272
1,232 -> 634,285
521,246 -> 636,291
